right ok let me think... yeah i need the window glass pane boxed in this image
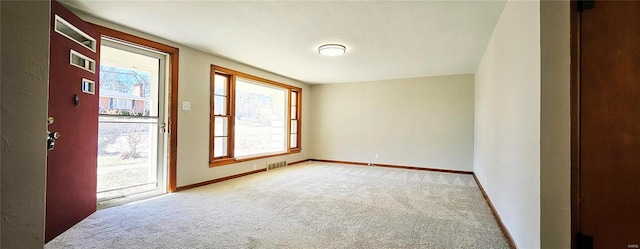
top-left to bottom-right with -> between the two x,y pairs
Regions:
99,45 -> 160,117
214,117 -> 228,137
291,120 -> 297,134
213,137 -> 228,157
290,134 -> 297,148
214,96 -> 227,115
235,77 -> 286,157
214,74 -> 227,96
97,121 -> 158,200
291,106 -> 297,119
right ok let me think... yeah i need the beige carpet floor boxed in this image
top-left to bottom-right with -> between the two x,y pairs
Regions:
46,162 -> 509,249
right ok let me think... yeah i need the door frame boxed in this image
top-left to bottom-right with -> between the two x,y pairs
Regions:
93,24 -> 180,193
570,1 -> 580,248
97,38 -> 168,204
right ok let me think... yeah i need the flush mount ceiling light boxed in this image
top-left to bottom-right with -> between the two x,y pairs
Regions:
318,44 -> 346,56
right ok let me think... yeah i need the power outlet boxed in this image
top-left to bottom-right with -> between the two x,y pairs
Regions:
253,164 -> 257,170
375,153 -> 379,159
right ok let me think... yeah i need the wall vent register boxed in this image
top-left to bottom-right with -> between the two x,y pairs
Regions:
267,161 -> 287,170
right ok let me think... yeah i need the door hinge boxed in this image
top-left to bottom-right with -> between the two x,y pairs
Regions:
578,0 -> 595,12
577,232 -> 594,249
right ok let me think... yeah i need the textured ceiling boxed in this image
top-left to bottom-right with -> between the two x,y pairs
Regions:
63,1 -> 506,84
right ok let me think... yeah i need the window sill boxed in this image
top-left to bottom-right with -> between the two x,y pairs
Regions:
289,148 -> 301,153
209,149 -> 301,168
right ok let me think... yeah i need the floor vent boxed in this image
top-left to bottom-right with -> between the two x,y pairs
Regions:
267,161 -> 287,171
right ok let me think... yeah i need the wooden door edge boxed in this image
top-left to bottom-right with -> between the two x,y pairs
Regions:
569,1 -> 581,248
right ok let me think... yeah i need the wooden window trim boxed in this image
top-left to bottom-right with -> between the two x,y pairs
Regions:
289,89 -> 302,150
210,71 -> 235,161
209,65 -> 302,168
91,24 -> 180,193
209,151 -> 301,167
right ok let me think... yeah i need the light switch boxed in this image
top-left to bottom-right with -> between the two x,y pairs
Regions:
182,101 -> 191,111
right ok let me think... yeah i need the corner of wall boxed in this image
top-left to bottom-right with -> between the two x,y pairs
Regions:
1,0 -> 51,247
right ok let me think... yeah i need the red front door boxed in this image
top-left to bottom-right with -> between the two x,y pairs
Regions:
46,0 -> 100,242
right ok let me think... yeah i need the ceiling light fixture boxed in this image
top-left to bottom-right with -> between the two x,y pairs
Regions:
318,44 -> 346,56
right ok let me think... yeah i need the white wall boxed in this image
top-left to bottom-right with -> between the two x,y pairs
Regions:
540,1 -> 571,248
474,1 -> 540,248
174,47 -> 310,187
1,1 -> 50,247
75,13 -> 311,188
310,74 -> 474,172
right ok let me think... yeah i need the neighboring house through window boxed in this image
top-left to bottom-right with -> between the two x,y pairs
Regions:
111,98 -> 133,109
99,83 -> 148,115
